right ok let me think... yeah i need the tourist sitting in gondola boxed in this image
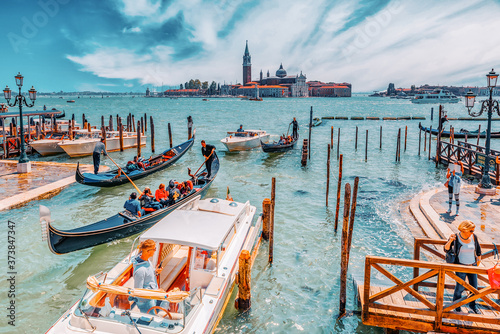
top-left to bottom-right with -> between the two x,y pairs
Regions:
139,187 -> 162,212
155,183 -> 169,207
124,192 -> 144,217
178,180 -> 193,197
167,180 -> 181,205
278,136 -> 285,145
126,156 -> 146,172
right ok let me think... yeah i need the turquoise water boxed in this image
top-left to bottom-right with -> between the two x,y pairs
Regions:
0,95 -> 497,333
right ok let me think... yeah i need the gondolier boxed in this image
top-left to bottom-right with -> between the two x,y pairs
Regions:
292,117 -> 299,140
93,138 -> 107,174
201,140 -> 216,179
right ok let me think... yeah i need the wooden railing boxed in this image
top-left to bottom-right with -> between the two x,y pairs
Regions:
362,255 -> 500,333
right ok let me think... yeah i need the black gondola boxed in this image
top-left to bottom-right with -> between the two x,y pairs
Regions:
418,123 -> 500,138
261,135 -> 298,153
75,136 -> 194,187
41,154 -> 219,254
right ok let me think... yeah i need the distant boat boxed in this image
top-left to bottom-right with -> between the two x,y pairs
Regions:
411,89 -> 459,104
202,98 -> 209,101
418,123 -> 500,138
249,97 -> 263,101
67,100 -> 75,103
261,135 -> 298,153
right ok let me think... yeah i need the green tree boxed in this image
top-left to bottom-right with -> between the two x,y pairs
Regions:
202,81 -> 209,90
209,81 -> 217,95
194,79 -> 201,89
188,79 -> 195,89
185,82 -> 189,89
180,83 -> 183,89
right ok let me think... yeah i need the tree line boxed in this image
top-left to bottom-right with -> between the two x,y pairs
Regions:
180,79 -> 220,95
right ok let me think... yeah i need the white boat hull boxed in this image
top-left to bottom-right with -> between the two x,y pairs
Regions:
221,133 -> 270,151
411,98 -> 459,104
58,135 -> 146,157
30,139 -> 65,156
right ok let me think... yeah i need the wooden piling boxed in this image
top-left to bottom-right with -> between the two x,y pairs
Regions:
404,126 -> 407,152
355,126 -> 358,150
301,139 -> 308,166
82,114 -> 86,129
262,198 -> 271,240
477,125 -> 481,146
144,113 -> 147,132
424,127 -> 427,152
109,115 -> 113,131
346,177 -> 359,266
337,128 -> 340,160
87,122 -> 91,132
168,123 -> 173,148
101,125 -> 107,148
119,118 -> 124,152
269,177 -> 276,264
428,126 -> 432,160
396,128 -> 401,162
132,115 -> 136,132
326,144 -> 331,206
140,117 -> 144,136
334,154 -> 343,232
365,130 -> 368,162
150,116 -> 155,153
331,126 -> 334,149
497,163 -> 500,186
450,127 -> 454,145
137,121 -> 141,157
235,250 -> 251,311
339,182 -> 352,317
380,126 -> 382,150
308,106 -> 313,160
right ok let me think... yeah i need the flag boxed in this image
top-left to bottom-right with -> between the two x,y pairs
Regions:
226,186 -> 233,201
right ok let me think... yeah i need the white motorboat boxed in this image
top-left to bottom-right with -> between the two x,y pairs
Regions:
411,89 -> 460,104
30,129 -> 96,156
220,130 -> 270,151
58,131 -> 146,157
46,196 -> 262,334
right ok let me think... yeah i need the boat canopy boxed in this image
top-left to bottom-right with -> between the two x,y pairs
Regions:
140,210 -> 236,250
0,109 -> 63,119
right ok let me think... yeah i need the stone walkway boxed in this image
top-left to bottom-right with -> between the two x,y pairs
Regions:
0,160 -> 108,211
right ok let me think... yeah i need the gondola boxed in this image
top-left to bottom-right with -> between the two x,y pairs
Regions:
261,135 -> 298,153
418,123 -> 500,138
75,135 -> 194,187
41,154 -> 219,254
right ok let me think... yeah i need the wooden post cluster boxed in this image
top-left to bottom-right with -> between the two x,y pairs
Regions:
339,177 -> 359,318
269,177 -> 276,264
150,116 -> 155,153
326,144 -> 331,206
334,154 -> 343,232
301,139 -> 308,166
235,250 -> 251,310
137,120 -> 141,157
308,106 -> 313,160
168,123 -> 173,148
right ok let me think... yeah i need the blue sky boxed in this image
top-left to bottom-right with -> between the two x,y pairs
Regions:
1,0 -> 500,93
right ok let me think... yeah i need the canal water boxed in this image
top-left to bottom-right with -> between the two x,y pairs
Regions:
0,95 -> 497,333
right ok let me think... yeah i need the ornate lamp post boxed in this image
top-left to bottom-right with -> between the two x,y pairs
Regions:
3,72 -> 37,173
464,69 -> 499,195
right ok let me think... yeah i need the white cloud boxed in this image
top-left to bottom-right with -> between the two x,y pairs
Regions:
70,0 -> 500,91
119,0 -> 162,17
122,27 -> 142,33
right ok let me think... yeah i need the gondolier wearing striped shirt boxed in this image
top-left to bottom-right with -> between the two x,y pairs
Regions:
201,140 -> 216,179
93,138 -> 107,174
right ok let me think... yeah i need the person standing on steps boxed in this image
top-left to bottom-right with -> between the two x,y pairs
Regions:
446,160 -> 464,216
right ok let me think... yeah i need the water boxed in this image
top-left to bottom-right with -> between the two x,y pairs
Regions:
1,95 -> 497,333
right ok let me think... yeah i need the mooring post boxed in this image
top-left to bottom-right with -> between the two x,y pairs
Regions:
337,128 -> 340,160
87,122 -> 91,132
380,126 -> 382,150
428,126 -> 432,160
431,107 -> 434,121
132,115 -> 136,132
395,129 -> 399,162
82,113 -> 86,130
119,118 -> 124,151
137,120 -> 141,157
418,123 -> 422,156
301,139 -> 308,166
144,113 -> 147,132
168,123 -> 173,148
355,126 -> 358,151
436,124 -> 441,168
404,126 -> 407,152
140,117 -> 144,136
308,106 -> 313,160
346,177 -> 359,265
101,125 -> 107,149
150,116 -> 155,153
101,115 -> 104,131
235,250 -> 251,311
188,116 -> 193,140
326,144 -> 331,206
331,126 -> 334,149
339,182 -> 352,317
496,163 -> 499,186
269,177 -> 276,264
262,198 -> 271,240
108,115 -> 113,131
334,154 -> 343,232
476,125 -> 481,147
365,130 -> 368,162
451,127 -> 454,145
424,127 -> 427,152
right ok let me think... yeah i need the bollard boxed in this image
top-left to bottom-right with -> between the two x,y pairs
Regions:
334,154 -> 343,232
137,121 -> 141,157
262,198 -> 271,240
235,250 -> 251,310
150,116 -> 155,153
119,117 -> 124,151
431,107 -> 434,121
339,182 -> 351,317
404,126 -> 407,152
365,130 -> 368,162
326,144 -> 331,206
355,126 -> 358,151
168,123 -> 173,148
269,177 -> 276,264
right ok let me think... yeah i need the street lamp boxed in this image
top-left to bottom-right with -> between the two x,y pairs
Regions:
3,72 -> 37,173
464,69 -> 500,195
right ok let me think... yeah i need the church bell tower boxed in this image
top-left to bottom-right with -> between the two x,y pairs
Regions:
242,40 -> 251,85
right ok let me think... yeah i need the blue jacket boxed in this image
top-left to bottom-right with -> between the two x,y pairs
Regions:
132,255 -> 158,290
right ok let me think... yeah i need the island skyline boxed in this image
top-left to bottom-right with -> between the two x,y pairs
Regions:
1,0 -> 499,93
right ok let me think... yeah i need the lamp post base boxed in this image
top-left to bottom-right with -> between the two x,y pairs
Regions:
17,162 -> 31,174
475,185 -> 497,196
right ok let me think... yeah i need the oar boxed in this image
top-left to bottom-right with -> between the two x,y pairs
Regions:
195,150 -> 214,176
286,122 -> 291,137
106,155 -> 143,196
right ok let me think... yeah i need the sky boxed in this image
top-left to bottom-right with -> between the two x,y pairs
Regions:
1,0 -> 500,93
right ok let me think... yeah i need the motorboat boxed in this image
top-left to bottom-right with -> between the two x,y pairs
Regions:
45,196 -> 262,334
58,131 -> 147,157
220,130 -> 270,151
30,133 -> 70,156
411,89 -> 459,104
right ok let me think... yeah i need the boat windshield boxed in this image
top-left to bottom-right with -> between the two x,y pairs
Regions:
75,271 -> 202,333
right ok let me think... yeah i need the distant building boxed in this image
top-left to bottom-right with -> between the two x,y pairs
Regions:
387,83 -> 396,96
163,89 -> 202,96
308,81 -> 352,97
243,40 -> 252,86
145,87 -> 151,97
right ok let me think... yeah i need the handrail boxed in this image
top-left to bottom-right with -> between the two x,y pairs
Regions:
362,255 -> 500,333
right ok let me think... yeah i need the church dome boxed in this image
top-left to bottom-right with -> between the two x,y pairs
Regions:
276,63 -> 287,78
